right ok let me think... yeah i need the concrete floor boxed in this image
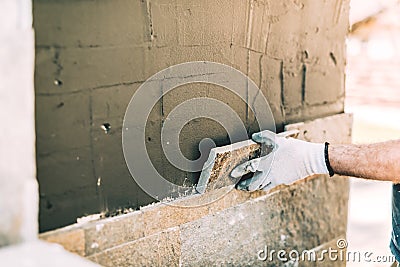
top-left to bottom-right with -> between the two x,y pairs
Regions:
345,2 -> 400,266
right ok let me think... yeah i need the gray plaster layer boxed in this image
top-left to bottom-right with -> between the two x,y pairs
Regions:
34,0 -> 350,231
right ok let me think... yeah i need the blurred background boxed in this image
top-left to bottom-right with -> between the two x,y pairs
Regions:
1,0 -> 400,265
346,0 -> 400,266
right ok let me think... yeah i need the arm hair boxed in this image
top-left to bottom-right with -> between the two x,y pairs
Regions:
329,140 -> 400,183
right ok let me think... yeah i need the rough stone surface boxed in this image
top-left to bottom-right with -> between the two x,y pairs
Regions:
34,0 -> 350,233
40,228 -> 85,257
39,113 -> 352,266
196,140 -> 261,193
83,212 -> 146,256
39,186 -> 266,257
285,113 -> 353,143
180,175 -> 349,266
87,228 -> 181,267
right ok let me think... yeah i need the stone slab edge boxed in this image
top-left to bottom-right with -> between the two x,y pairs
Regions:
196,113 -> 353,194
39,113 -> 353,260
196,139 -> 260,194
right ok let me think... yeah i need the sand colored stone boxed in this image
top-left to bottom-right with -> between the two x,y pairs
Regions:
39,113 -> 352,266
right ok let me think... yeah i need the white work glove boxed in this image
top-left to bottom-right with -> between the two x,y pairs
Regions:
231,130 -> 330,191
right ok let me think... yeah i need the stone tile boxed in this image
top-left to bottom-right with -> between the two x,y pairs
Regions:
84,212 -> 146,256
39,186 -> 265,258
87,228 -> 180,267
40,228 -> 85,257
180,175 -> 349,266
140,203 -> 209,237
196,140 -> 260,193
284,101 -> 345,125
139,186 -> 264,236
285,113 -> 353,144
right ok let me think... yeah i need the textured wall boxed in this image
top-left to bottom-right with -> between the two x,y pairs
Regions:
0,0 -> 37,247
34,0 -> 349,231
40,114 -> 352,266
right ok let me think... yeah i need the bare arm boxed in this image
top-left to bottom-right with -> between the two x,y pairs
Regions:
329,140 -> 400,183
234,131 -> 400,191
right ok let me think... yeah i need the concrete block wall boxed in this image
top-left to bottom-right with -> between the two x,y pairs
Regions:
40,114 -> 352,266
34,0 -> 350,233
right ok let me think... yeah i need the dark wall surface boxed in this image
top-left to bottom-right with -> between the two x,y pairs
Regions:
34,0 -> 349,231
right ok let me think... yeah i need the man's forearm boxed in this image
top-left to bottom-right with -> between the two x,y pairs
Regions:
329,140 -> 400,183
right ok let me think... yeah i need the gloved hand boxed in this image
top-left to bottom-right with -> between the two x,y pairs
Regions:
231,130 -> 330,191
